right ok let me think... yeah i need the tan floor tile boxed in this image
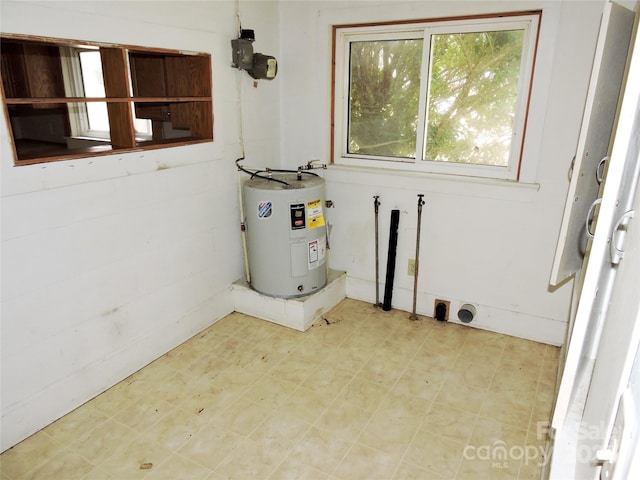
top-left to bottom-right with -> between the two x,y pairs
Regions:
434,378 -> 487,415
519,460 -> 545,480
209,364 -> 263,394
314,398 -> 373,442
376,337 -> 422,364
291,337 -> 338,364
249,409 -> 311,453
456,457 -> 521,480
213,396 -> 272,436
301,365 -> 353,397
320,342 -> 373,372
469,416 -> 528,450
232,318 -> 279,344
162,338 -> 215,372
269,355 -> 319,385
462,328 -> 508,350
277,386 -> 333,424
146,453 -> 213,479
96,432 -> 174,478
80,466 -> 118,479
145,407 -> 208,452
449,358 -> 497,390
410,348 -> 457,373
490,368 -> 539,395
504,336 -> 547,359
288,426 -> 352,474
112,397 -> 174,434
422,404 -> 476,444
43,404 -> 109,445
177,425 -> 242,470
390,366 -> 442,405
242,373 -> 297,407
326,298 -> 374,323
0,299 -> 560,480
147,370 -> 197,404
479,389 -> 534,429
389,318 -> 430,351
214,437 -> 286,479
333,442 -> 400,480
69,419 -> 138,466
89,380 -> 141,417
456,343 -> 505,370
185,352 -> 234,378
545,344 -> 561,361
418,335 -> 463,358
404,428 -> 466,478
0,430 -> 65,479
267,328 -> 307,355
358,414 -> 420,457
179,384 -> 238,423
539,358 -> 560,387
357,355 -> 406,386
306,317 -> 357,346
268,456 -> 330,480
498,354 -> 543,383
392,460 -> 450,479
379,385 -> 432,419
20,449 -> 94,480
338,376 -> 389,412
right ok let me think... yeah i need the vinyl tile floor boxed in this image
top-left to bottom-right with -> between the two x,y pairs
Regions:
0,299 -> 559,480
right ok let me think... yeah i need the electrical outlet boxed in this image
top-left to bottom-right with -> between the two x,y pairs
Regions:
407,259 -> 416,276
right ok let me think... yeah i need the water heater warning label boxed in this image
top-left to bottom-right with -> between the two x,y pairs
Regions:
306,199 -> 325,229
257,201 -> 272,218
308,236 -> 326,269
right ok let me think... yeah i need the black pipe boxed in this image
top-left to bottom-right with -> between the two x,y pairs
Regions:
383,209 -> 400,311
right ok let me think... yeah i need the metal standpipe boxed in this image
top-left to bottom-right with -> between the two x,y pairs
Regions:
410,194 -> 425,320
373,195 -> 381,308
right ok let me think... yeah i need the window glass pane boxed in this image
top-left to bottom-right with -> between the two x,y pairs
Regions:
424,29 -> 524,166
348,39 -> 422,158
78,50 -> 110,132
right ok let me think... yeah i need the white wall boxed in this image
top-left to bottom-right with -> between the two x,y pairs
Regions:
0,0 -> 611,453
0,0 -> 280,451
278,0 -> 607,345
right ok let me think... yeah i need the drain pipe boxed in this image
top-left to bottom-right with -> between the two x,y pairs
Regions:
410,194 -> 425,320
382,209 -> 400,311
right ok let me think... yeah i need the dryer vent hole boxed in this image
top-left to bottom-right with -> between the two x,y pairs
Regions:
458,304 -> 477,323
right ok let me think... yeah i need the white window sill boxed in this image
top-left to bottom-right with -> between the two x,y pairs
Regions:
324,164 -> 541,202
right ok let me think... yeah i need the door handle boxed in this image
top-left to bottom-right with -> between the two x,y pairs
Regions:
610,210 -> 635,265
596,156 -> 609,184
586,198 -> 603,239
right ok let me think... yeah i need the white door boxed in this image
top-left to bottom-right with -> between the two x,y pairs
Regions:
549,8 -> 640,477
550,1 -> 636,429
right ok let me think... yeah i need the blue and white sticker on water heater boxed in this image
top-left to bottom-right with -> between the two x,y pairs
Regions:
257,201 -> 272,218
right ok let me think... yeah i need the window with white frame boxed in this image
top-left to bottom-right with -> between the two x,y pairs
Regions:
62,47 -> 152,140
332,12 -> 541,180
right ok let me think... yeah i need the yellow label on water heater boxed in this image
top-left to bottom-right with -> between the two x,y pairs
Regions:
306,199 -> 325,228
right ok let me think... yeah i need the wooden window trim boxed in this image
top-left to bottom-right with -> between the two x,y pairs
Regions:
0,33 -> 213,166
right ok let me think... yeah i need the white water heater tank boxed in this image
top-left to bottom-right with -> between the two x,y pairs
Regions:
243,172 -> 327,298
